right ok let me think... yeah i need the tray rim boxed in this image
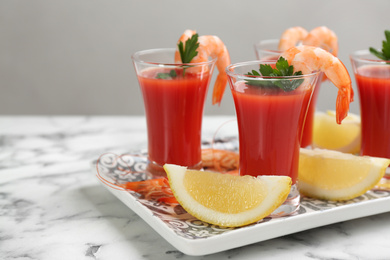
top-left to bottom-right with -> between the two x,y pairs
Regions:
93,162 -> 390,256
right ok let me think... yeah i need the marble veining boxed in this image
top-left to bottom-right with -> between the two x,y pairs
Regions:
1,116 -> 390,260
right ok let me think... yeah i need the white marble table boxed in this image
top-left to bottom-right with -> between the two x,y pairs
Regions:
1,116 -> 390,260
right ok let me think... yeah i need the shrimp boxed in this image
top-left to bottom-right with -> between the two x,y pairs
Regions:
281,45 -> 354,124
302,26 -> 338,57
120,178 -> 179,204
175,30 -> 231,105
278,26 -> 309,51
201,148 -> 239,174
120,148 -> 241,203
302,26 -> 339,82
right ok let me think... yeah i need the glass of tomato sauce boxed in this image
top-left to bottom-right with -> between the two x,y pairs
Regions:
226,60 -> 321,216
254,39 -> 324,148
350,50 -> 390,185
132,48 -> 216,176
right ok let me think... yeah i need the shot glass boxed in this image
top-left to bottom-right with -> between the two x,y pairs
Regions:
350,50 -> 390,185
132,48 -> 216,176
254,39 -> 324,148
226,60 -> 321,215
254,39 -> 282,61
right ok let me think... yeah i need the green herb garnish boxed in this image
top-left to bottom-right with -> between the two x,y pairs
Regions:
245,57 -> 304,92
178,33 -> 200,63
369,30 -> 390,61
156,69 -> 177,79
156,33 -> 200,79
177,33 -> 200,76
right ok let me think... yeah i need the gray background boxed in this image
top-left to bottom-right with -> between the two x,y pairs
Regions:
1,0 -> 389,116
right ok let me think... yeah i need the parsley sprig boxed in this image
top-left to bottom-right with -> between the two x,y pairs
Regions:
369,30 -> 390,61
156,69 -> 177,79
177,33 -> 200,76
154,33 -> 200,79
178,33 -> 200,63
245,57 -> 304,92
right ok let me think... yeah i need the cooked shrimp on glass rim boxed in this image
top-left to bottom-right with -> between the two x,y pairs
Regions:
280,45 -> 353,124
278,26 -> 309,51
302,26 -> 338,56
175,30 -> 231,105
272,27 -> 352,123
278,26 -> 338,56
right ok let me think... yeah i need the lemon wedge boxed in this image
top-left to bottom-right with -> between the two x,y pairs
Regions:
298,148 -> 390,201
163,164 -> 291,227
312,110 -> 361,154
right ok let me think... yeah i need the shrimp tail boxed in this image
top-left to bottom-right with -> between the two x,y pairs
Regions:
197,35 -> 231,105
336,84 -> 354,124
212,73 -> 228,105
336,88 -> 350,124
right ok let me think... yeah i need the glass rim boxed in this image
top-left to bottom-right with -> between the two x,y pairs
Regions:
255,39 -> 334,56
254,39 -> 280,50
225,60 -> 321,80
350,49 -> 389,64
131,48 -> 217,66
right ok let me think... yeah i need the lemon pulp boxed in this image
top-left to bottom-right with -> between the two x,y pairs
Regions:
184,171 -> 266,213
164,164 -> 291,227
312,110 -> 361,154
298,148 -> 390,201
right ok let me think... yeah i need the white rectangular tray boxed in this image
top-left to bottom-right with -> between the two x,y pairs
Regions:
93,153 -> 390,256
